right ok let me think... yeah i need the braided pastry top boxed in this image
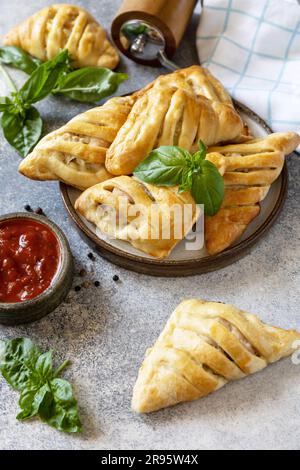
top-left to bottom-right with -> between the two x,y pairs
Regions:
19,65 -> 242,190
132,299 -> 300,413
106,66 -> 244,176
4,4 -> 119,69
205,132 -> 300,255
19,96 -> 135,190
75,176 -> 199,259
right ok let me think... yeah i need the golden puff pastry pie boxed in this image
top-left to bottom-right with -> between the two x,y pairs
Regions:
106,66 -> 244,176
19,96 -> 135,190
4,4 -> 119,69
205,132 -> 300,255
75,176 -> 199,259
141,66 -> 236,105
132,299 -> 300,413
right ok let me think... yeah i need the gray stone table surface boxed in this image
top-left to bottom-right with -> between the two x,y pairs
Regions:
0,0 -> 299,451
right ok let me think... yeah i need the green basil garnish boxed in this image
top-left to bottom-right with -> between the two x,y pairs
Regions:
53,67 -> 128,103
0,338 -> 82,434
0,46 -> 128,103
134,141 -> 225,216
0,46 -> 42,75
133,146 -> 191,186
0,48 -> 128,156
1,106 -> 43,157
18,50 -> 70,105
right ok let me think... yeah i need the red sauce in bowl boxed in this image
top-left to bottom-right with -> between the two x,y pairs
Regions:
0,219 -> 61,303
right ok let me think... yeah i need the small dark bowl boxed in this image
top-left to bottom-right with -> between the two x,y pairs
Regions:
0,213 -> 73,325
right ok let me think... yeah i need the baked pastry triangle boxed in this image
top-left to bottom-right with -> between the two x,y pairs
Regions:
75,176 -> 199,259
18,66 -> 240,189
19,96 -> 135,190
142,65 -> 240,107
106,66 -> 244,175
205,132 -> 300,255
132,299 -> 300,413
4,4 -> 119,69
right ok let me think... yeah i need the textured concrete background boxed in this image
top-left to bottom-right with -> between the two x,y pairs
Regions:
0,0 -> 299,451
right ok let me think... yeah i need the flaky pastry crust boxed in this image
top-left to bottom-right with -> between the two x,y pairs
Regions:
106,66 -> 244,175
19,96 -> 135,190
132,299 -> 300,413
205,132 -> 300,255
4,4 -> 119,69
75,176 -> 199,259
19,66 -> 240,190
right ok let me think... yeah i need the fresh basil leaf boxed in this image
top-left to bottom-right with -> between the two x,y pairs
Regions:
134,146 -> 190,186
132,140 -> 224,215
17,386 -> 41,420
35,351 -> 53,380
18,49 -> 70,105
0,96 -> 13,112
53,67 -> 128,103
191,160 -> 225,216
178,167 -> 193,193
39,379 -> 82,433
0,46 -> 41,75
193,140 -> 207,164
18,384 -> 51,420
20,379 -> 82,433
0,338 -> 41,391
1,106 -> 42,156
0,338 -> 82,433
198,140 -> 207,157
17,378 -> 82,434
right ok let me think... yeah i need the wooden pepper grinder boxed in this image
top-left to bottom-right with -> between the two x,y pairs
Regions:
111,0 -> 198,69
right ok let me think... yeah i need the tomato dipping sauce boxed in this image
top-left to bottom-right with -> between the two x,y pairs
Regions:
0,219 -> 61,303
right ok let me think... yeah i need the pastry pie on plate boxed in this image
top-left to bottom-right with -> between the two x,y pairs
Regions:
19,96 -> 135,190
205,132 -> 300,255
132,299 -> 300,413
17,62 -> 299,272
106,66 -> 244,175
75,176 -> 200,259
71,131 -> 299,262
60,123 -> 298,272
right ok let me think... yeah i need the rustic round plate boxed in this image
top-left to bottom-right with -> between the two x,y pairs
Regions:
60,101 -> 289,277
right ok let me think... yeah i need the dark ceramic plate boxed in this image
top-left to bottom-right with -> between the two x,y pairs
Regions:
60,101 -> 289,277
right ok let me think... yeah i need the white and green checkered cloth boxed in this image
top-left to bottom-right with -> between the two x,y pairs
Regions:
197,0 -> 300,135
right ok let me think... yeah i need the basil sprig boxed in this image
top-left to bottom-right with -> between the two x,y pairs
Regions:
18,50 -> 71,104
134,141 -> 225,216
0,46 -> 128,103
1,107 -> 43,157
0,338 -> 82,433
0,48 -> 128,155
0,50 -> 70,156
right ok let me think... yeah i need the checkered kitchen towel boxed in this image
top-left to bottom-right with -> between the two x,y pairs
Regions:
197,0 -> 300,135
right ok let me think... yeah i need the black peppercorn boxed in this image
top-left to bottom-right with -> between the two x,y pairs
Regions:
34,207 -> 44,215
94,281 -> 100,287
88,252 -> 95,261
24,205 -> 32,212
113,275 -> 119,282
74,285 -> 81,292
